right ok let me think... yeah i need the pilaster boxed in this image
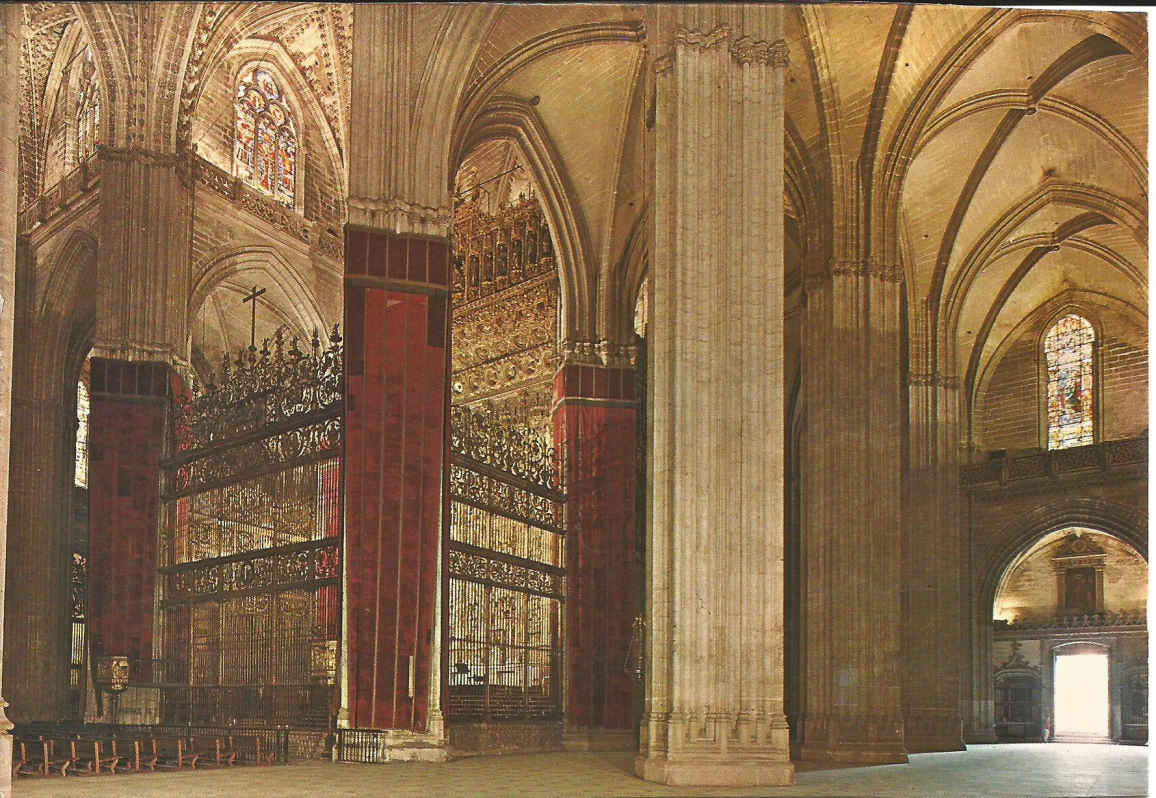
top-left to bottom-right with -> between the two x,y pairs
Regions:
638,5 -> 793,786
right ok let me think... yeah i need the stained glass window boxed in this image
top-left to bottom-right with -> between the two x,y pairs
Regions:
233,68 -> 296,206
1045,314 -> 1094,450
75,359 -> 90,488
75,46 -> 100,162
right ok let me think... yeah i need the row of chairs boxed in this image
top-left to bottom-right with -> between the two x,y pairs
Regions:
14,733 -> 278,777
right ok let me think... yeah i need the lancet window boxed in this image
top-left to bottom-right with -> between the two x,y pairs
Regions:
75,359 -> 90,488
233,68 -> 297,207
75,47 -> 100,162
1044,314 -> 1095,450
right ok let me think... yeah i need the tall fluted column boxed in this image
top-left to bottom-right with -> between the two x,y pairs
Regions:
902,307 -> 966,752
638,6 -> 793,786
799,262 -> 907,764
0,4 -> 21,789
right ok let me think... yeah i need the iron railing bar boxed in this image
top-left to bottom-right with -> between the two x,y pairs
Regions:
163,404 -> 342,468
162,450 -> 341,499
448,495 -> 564,536
161,536 -> 339,573
450,454 -> 565,502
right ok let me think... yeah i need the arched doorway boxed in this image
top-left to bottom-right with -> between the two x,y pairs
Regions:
990,527 -> 1147,743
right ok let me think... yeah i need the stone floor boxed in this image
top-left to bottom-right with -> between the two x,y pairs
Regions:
11,743 -> 1149,797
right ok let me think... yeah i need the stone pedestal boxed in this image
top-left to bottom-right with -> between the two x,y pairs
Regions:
638,5 -> 793,786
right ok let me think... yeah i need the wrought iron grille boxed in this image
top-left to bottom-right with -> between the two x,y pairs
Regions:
447,405 -> 565,722
157,328 -> 342,730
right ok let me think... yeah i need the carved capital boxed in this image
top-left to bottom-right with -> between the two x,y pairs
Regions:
830,260 -> 865,278
348,196 -> 452,240
868,261 -> 904,283
674,25 -> 731,51
908,371 -> 960,389
593,339 -> 639,369
559,339 -> 600,367
730,36 -> 788,68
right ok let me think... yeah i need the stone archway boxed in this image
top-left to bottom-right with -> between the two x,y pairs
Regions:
972,509 -> 1148,743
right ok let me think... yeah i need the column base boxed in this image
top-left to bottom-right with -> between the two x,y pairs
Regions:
0,734 -> 10,798
799,713 -> 909,764
798,742 -> 909,764
903,709 -> 965,753
635,753 -> 795,786
964,728 -> 999,744
563,727 -> 636,752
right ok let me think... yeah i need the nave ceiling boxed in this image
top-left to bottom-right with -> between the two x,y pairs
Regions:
16,3 -> 1147,420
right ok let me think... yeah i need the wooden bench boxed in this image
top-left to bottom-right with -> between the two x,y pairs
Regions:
70,738 -> 123,775
185,735 -> 227,768
228,734 -> 276,766
151,735 -> 200,770
124,736 -> 158,772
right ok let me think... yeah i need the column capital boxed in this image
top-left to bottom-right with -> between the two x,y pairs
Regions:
654,26 -> 789,72
730,37 -> 789,69
829,260 -> 904,283
909,371 -> 960,390
348,196 -> 452,241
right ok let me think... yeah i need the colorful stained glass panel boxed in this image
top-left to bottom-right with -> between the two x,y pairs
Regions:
1045,314 -> 1094,450
233,68 -> 296,206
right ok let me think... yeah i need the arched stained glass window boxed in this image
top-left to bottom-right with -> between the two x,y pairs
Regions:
75,358 -> 90,488
76,46 -> 100,162
233,68 -> 296,206
1044,314 -> 1094,450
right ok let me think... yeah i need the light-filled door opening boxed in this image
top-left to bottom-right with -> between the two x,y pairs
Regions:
1054,652 -> 1109,737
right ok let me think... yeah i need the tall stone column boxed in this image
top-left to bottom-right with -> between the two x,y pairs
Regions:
902,310 -> 965,752
341,4 -> 451,736
798,262 -> 907,763
0,4 -> 21,790
638,6 -> 793,786
86,360 -> 174,685
554,361 -> 639,750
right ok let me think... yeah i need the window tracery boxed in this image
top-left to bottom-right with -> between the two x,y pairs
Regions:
1044,314 -> 1095,450
233,68 -> 297,207
75,46 -> 100,162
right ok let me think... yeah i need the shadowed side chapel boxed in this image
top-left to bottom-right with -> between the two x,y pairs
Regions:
0,3 -> 1147,796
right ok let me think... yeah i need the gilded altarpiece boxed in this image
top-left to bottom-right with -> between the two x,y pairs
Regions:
451,194 -> 559,442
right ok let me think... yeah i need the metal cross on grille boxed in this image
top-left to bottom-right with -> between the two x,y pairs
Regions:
241,285 -> 267,350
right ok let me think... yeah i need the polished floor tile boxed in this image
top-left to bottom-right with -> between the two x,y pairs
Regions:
11,742 -> 1148,797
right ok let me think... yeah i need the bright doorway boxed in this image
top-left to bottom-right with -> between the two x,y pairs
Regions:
1054,651 -> 1109,737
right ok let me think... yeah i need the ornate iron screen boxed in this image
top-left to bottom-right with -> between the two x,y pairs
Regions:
447,405 -> 565,721
157,329 -> 343,729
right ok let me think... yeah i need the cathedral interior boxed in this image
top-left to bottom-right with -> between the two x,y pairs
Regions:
0,2 -> 1148,794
